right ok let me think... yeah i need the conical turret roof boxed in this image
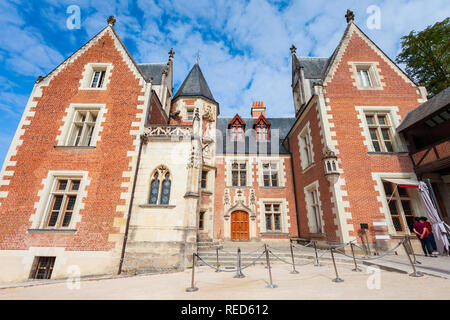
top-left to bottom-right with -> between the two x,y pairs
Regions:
173,63 -> 216,103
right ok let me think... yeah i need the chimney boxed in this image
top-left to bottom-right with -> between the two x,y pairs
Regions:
251,101 -> 266,118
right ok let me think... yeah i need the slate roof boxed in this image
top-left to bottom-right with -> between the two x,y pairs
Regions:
173,63 -> 216,103
397,87 -> 450,132
295,57 -> 330,79
137,63 -> 166,85
215,117 -> 296,155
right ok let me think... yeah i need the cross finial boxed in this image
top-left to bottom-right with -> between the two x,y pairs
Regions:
345,9 -> 354,23
290,44 -> 297,55
107,16 -> 116,26
168,48 -> 175,59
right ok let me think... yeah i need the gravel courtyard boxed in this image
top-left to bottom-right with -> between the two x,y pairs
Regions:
0,261 -> 449,300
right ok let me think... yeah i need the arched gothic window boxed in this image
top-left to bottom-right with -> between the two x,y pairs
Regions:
149,166 -> 171,205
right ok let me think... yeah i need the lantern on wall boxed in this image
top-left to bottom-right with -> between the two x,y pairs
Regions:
323,147 -> 340,184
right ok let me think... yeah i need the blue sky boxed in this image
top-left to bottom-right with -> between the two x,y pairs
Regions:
0,0 -> 449,166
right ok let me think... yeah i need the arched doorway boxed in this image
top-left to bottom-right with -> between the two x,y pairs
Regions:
231,211 -> 249,241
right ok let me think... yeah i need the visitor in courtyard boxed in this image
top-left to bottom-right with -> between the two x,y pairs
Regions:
421,217 -> 439,255
413,217 -> 437,257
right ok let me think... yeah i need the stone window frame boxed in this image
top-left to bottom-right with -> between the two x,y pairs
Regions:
199,210 -> 206,230
258,198 -> 290,234
56,103 -> 107,148
304,180 -> 324,235
29,170 -> 90,231
371,172 -> 424,237
257,157 -> 286,188
148,165 -> 172,206
79,63 -> 113,91
355,106 -> 407,154
348,61 -> 385,90
297,122 -> 315,171
225,156 -> 253,188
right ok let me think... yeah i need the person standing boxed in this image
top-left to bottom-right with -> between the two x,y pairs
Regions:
421,217 -> 438,255
413,217 -> 437,257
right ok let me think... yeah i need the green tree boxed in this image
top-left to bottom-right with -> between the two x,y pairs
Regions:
396,17 -> 449,96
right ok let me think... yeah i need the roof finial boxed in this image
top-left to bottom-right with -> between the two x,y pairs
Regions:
107,16 -> 116,26
195,50 -> 200,65
345,9 -> 354,23
168,48 -> 175,59
290,44 -> 297,55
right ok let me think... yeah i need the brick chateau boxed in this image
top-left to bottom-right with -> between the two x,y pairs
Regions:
0,11 -> 445,283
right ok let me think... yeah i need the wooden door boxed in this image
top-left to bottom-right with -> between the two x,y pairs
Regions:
231,211 -> 249,241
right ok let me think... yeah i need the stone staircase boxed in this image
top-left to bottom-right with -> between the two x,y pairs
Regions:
196,239 -> 353,269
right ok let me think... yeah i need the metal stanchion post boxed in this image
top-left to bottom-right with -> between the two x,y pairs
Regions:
330,247 -> 344,282
313,241 -> 321,267
407,235 -> 421,265
350,242 -> 362,272
215,247 -> 221,272
265,244 -> 278,288
233,248 -> 245,278
363,229 -> 372,256
290,240 -> 299,274
186,253 -> 199,292
402,238 -> 423,277
359,233 -> 368,257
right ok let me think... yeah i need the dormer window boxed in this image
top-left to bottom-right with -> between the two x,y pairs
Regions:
254,114 -> 270,141
256,127 -> 269,140
231,126 -> 244,141
228,114 -> 246,141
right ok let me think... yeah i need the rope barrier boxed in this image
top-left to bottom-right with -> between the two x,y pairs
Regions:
334,239 -> 405,261
268,248 -> 329,266
196,249 -> 267,272
219,246 -> 265,255
196,254 -> 238,273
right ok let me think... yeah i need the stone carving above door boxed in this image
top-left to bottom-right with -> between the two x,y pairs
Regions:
223,188 -> 256,220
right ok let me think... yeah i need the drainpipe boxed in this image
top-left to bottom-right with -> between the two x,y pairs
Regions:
287,137 -> 301,238
118,133 -> 146,275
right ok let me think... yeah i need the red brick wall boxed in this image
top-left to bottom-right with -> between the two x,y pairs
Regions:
0,31 -> 144,251
214,156 -> 298,239
322,30 -> 422,241
288,102 -> 339,242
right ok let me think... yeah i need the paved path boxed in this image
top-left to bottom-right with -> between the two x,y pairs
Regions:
1,262 -> 449,300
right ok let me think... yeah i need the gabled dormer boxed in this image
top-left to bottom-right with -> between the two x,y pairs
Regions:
228,114 -> 245,141
253,113 -> 271,141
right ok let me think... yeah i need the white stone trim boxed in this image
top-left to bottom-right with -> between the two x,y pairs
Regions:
55,103 -> 107,147
348,61 -> 385,90
256,156 -> 287,188
355,106 -> 408,153
316,86 -> 353,241
323,23 -> 417,90
297,122 -> 315,170
330,176 -> 354,241
257,198 -> 290,233
0,247 -> 116,283
371,172 -> 424,236
224,156 -> 254,187
29,170 -> 91,229
303,180 -> 324,234
0,83 -> 42,207
79,63 -> 113,90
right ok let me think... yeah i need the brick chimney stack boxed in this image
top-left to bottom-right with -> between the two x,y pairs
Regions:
251,101 -> 266,118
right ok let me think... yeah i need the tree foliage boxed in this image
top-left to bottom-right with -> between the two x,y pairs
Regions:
396,17 -> 449,96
